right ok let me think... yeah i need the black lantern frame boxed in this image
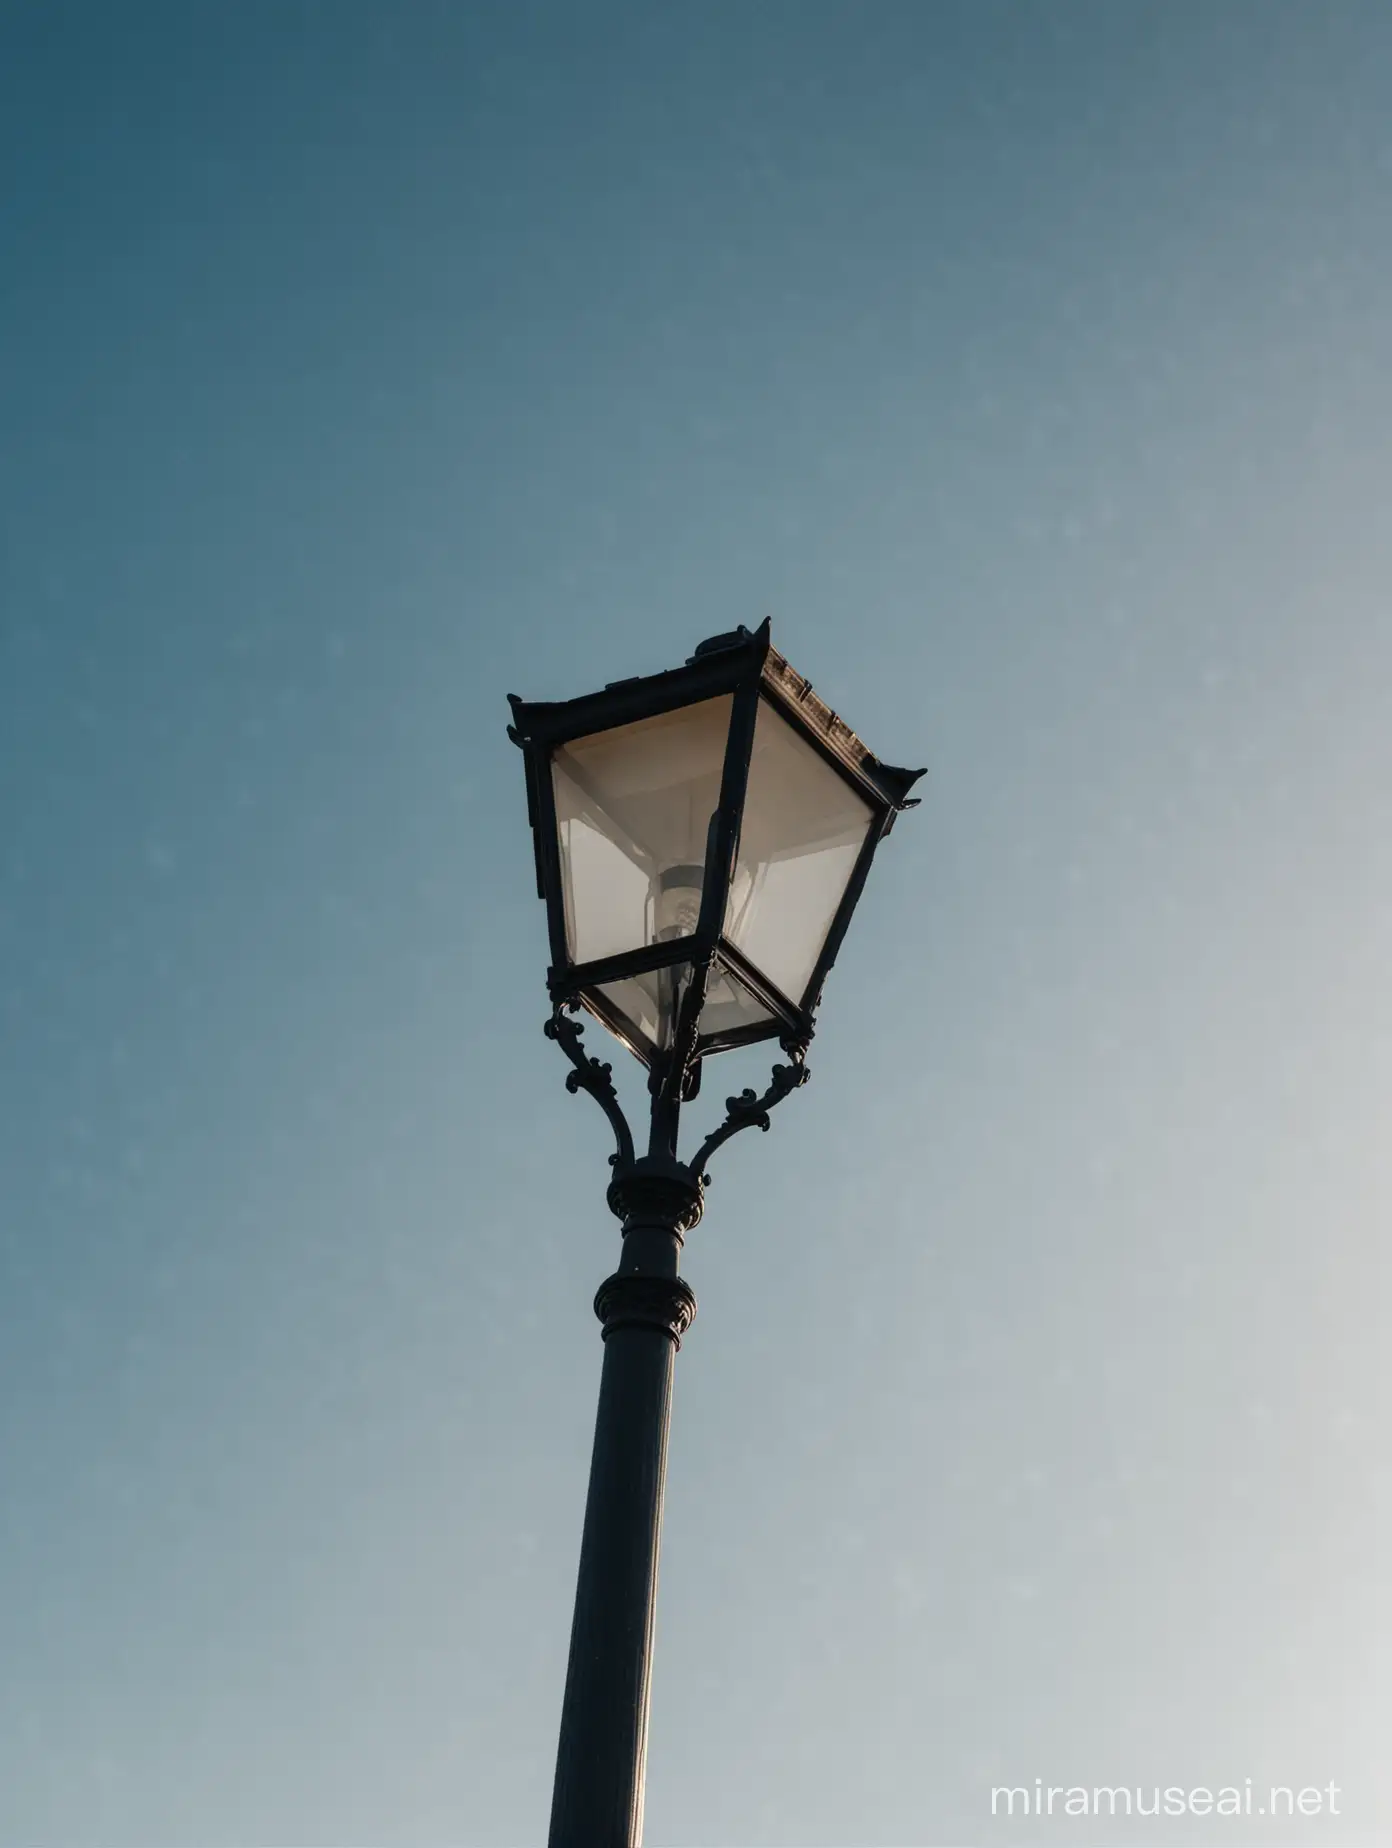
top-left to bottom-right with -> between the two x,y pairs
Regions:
508,620 -> 923,1108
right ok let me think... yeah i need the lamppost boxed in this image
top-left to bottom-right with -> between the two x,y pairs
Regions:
507,620 -> 922,1848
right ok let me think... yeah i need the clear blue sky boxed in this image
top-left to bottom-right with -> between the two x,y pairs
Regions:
2,3 -> 1390,1843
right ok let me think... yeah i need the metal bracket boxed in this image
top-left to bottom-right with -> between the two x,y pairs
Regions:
546,1006 -> 809,1198
688,1041 -> 810,1183
544,1003 -> 636,1173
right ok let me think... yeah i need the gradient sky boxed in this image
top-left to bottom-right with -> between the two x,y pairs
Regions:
3,3 -> 1391,1844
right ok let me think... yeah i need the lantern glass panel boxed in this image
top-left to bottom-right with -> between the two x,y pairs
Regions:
725,697 -> 875,1006
596,963 -> 773,1057
551,695 -> 733,965
594,969 -> 686,1054
700,964 -> 776,1041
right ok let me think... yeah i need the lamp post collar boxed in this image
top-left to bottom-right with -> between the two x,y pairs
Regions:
606,1154 -> 704,1236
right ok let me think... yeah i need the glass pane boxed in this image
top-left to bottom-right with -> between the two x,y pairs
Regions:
552,695 -> 732,965
595,966 -> 689,1055
596,959 -> 773,1060
725,698 -> 875,1006
699,964 -> 775,1042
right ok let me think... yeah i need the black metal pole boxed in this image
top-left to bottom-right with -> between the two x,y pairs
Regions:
548,1158 -> 701,1848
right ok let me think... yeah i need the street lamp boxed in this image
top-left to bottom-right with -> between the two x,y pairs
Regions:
507,619 -> 922,1848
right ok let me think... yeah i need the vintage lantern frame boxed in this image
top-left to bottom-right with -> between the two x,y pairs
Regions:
508,620 -> 923,1131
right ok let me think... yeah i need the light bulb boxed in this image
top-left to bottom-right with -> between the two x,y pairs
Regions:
655,863 -> 703,941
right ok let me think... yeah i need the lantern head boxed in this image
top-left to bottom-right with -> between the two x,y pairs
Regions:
508,620 -> 923,1080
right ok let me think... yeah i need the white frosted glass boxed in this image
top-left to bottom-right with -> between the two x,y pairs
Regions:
725,698 -> 875,1006
552,695 -> 733,965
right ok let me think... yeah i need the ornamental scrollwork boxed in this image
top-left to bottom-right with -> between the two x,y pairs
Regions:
543,1003 -> 636,1174
687,1040 -> 810,1183
544,1006 -> 809,1198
